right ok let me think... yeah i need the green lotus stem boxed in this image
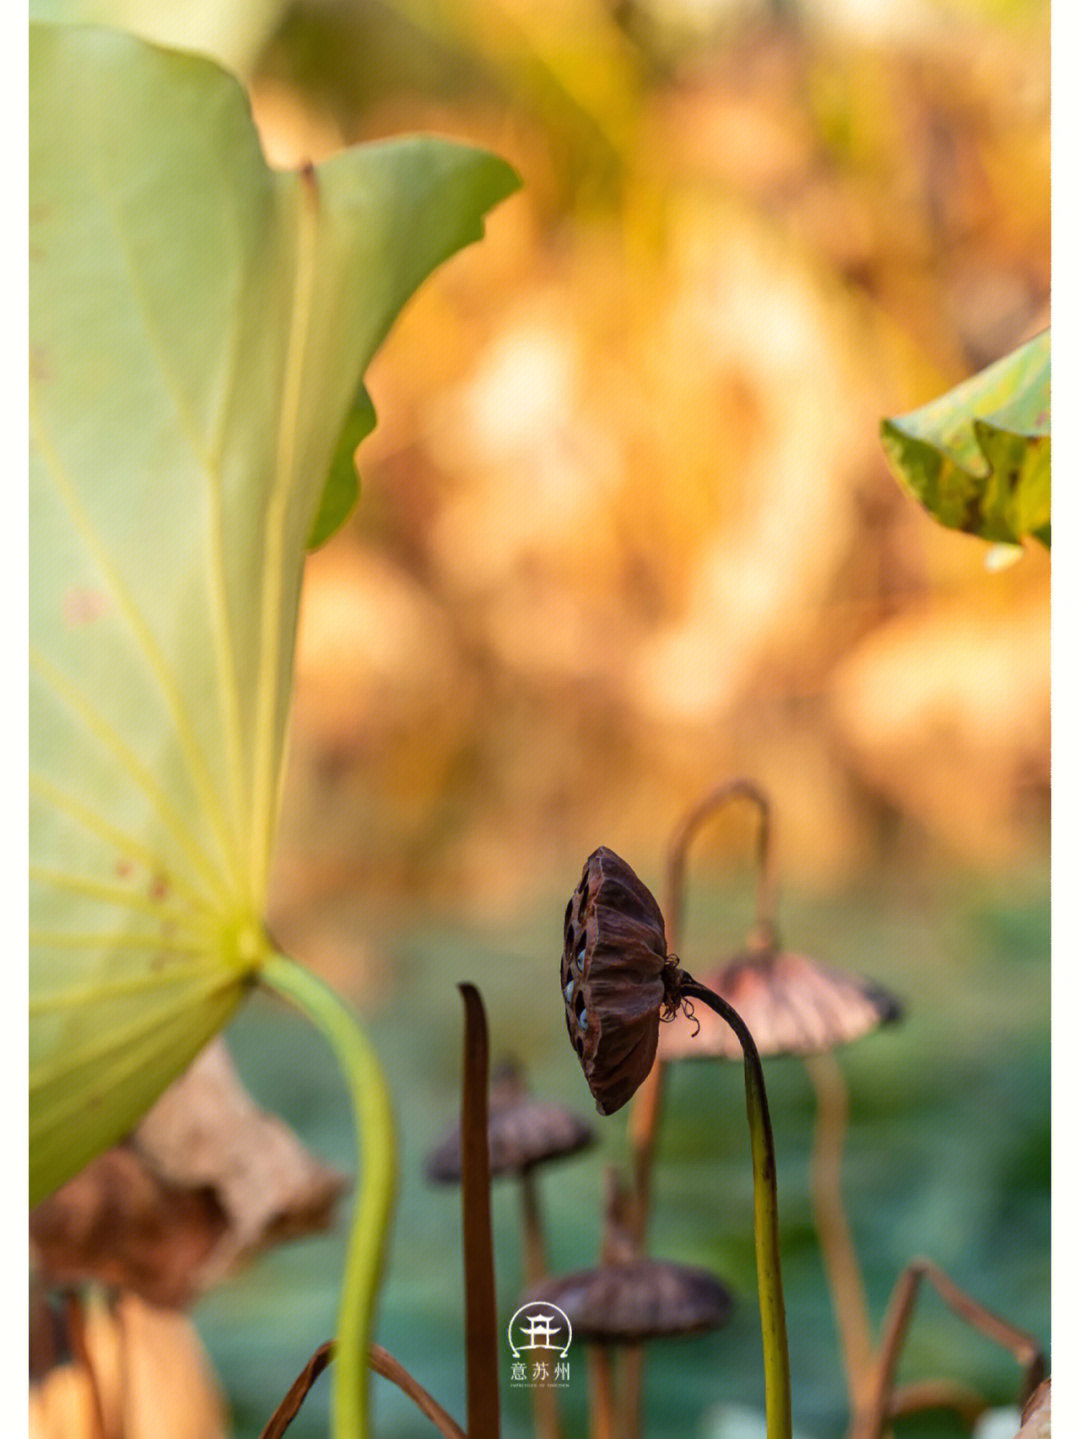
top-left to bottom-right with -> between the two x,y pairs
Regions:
261,952 -> 397,1439
681,977 -> 792,1439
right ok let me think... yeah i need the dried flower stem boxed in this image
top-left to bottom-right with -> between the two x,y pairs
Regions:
587,1347 -> 617,1439
852,1258 -> 1046,1439
458,984 -> 501,1439
803,1050 -> 874,1413
519,1171 -> 564,1439
259,1341 -> 467,1439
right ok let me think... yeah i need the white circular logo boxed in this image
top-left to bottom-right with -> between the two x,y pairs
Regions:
506,1301 -> 573,1359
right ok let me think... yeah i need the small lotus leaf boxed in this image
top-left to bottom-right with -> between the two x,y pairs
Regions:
880,330 -> 1050,548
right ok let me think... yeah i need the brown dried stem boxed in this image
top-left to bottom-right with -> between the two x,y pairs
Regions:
259,1342 -> 335,1439
370,1346 -> 468,1439
587,1347 -> 617,1439
888,1377 -> 988,1427
519,1170 -> 563,1439
803,1050 -> 874,1414
667,780 -> 777,945
258,1341 -> 467,1439
459,983 -> 501,1438
852,1258 -> 1046,1439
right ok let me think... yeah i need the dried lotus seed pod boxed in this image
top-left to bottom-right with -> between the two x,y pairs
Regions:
561,848 -> 679,1115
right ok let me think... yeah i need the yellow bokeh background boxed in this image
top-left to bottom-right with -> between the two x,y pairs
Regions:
247,0 -> 1049,933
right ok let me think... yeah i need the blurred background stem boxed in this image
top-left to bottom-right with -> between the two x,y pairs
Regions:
804,1049 -> 874,1418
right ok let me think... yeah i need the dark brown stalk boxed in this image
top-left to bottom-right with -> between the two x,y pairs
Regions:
853,1258 -> 1046,1439
459,982 -> 501,1437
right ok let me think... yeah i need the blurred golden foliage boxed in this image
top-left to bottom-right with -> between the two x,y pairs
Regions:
251,1 -> 1049,920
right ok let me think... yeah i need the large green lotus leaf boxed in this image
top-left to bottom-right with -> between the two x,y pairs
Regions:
29,22 -> 518,1204
880,330 -> 1050,548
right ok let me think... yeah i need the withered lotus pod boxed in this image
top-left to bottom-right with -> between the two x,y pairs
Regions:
424,1061 -> 595,1181
524,1257 -> 733,1345
562,848 -> 677,1116
658,935 -> 902,1063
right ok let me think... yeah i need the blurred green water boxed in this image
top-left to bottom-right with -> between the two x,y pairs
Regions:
194,868 -> 1049,1438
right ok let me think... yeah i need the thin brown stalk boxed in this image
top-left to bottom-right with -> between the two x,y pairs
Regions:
803,1049 -> 873,1412
853,1258 -> 1047,1439
888,1377 -> 988,1427
520,1170 -> 564,1439
259,1342 -> 335,1439
627,1058 -> 666,1249
587,1347 -> 617,1439
630,778 -> 777,1245
258,1341 -> 467,1439
520,1169 -> 548,1284
459,982 -> 501,1437
620,1344 -> 643,1439
666,780 -> 776,948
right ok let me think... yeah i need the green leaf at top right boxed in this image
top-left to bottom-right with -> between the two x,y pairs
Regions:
880,329 -> 1050,548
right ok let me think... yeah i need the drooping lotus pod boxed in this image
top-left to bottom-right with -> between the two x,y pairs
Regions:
561,848 -> 677,1115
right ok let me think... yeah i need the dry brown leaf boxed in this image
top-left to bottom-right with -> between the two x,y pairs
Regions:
32,1038 -> 347,1305
30,1147 -> 227,1309
129,1037 -> 348,1284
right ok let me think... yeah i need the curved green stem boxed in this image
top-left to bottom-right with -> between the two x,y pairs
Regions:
260,953 -> 397,1439
631,778 -> 778,1246
681,977 -> 792,1439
